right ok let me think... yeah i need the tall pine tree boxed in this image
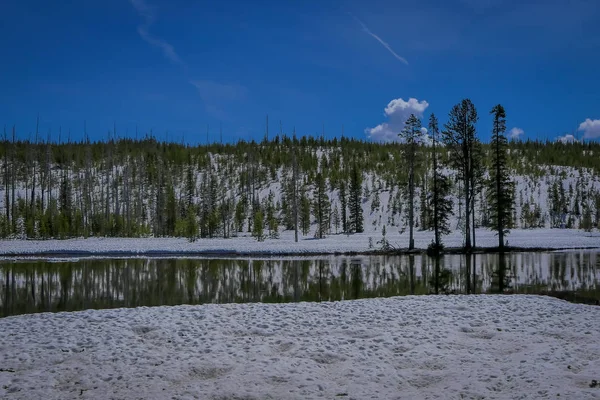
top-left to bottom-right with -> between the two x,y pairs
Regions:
443,99 -> 480,251
428,114 -> 453,252
348,165 -> 364,233
488,104 -> 514,250
398,114 -> 422,250
339,179 -> 348,232
313,172 -> 330,238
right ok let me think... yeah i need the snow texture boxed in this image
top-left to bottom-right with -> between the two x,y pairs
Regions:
0,228 -> 599,256
1,295 -> 599,399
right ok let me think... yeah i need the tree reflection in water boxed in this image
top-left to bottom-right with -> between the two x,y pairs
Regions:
1,251 -> 598,317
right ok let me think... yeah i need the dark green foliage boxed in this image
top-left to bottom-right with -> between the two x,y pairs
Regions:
265,191 -> 279,239
428,114 -> 453,251
186,204 -> 198,241
581,205 -> 593,232
488,105 -> 514,249
300,188 -> 311,236
443,99 -> 480,251
313,172 -> 330,238
348,165 -> 363,233
235,196 -> 247,233
398,114 -> 422,250
1,126 -> 599,241
339,180 -> 348,233
252,207 -> 264,241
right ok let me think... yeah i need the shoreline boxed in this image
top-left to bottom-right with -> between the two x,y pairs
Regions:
1,228 -> 598,259
1,244 -> 600,259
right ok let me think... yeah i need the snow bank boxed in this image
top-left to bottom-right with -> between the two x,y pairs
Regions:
1,295 -> 599,399
0,228 -> 599,256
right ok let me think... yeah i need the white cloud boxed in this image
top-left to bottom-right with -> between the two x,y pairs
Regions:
366,98 -> 429,142
578,118 -> 600,139
130,0 -> 184,66
351,15 -> 408,65
509,127 -> 524,139
556,134 -> 578,144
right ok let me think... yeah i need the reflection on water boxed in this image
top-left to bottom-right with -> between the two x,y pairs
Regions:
1,251 -> 599,317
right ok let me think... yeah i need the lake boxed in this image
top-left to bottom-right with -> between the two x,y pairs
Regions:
1,251 -> 599,317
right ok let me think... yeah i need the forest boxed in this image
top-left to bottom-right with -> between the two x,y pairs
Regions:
2,102 -> 600,250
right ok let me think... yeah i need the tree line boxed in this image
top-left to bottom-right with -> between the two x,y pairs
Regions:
1,100 -> 599,251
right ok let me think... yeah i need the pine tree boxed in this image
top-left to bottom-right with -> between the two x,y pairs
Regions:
398,114 -> 422,250
234,196 -> 246,232
252,208 -> 264,241
339,180 -> 348,232
185,160 -> 195,212
186,204 -> 198,241
313,172 -> 330,238
300,188 -> 311,236
488,104 -> 514,250
59,172 -> 72,237
371,190 -> 381,213
165,183 -> 177,236
443,99 -> 480,251
292,131 -> 300,242
428,114 -> 453,252
348,165 -> 363,233
581,204 -> 593,232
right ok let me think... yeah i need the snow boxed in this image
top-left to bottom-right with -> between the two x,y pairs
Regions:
0,228 -> 599,256
1,295 -> 599,399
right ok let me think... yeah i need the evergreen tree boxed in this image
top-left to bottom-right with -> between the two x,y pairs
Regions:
186,204 -> 198,241
488,104 -> 514,250
292,131 -> 300,242
428,114 -> 453,252
443,99 -> 480,251
185,160 -> 195,211
59,172 -> 72,237
398,113 -> 422,250
371,190 -> 380,213
339,180 -> 348,232
300,188 -> 311,236
348,165 -> 363,233
165,183 -> 177,236
419,184 -> 428,231
313,172 -> 330,238
252,208 -> 264,241
581,205 -> 593,232
234,196 -> 246,233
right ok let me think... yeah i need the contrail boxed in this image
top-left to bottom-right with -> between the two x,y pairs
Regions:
351,14 -> 408,65
130,0 -> 185,66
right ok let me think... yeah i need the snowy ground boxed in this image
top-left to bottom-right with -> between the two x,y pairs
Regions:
1,295 -> 599,399
0,228 -> 599,256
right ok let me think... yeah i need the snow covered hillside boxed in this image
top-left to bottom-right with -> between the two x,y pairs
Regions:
1,140 -> 599,242
1,295 -> 599,399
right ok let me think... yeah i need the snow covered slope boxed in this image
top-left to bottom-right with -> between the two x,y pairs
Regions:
1,295 -> 599,399
1,146 -> 599,241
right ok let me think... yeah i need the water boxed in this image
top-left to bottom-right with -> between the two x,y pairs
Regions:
1,251 -> 599,317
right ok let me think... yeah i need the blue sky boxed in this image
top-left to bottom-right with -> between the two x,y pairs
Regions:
1,0 -> 599,144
